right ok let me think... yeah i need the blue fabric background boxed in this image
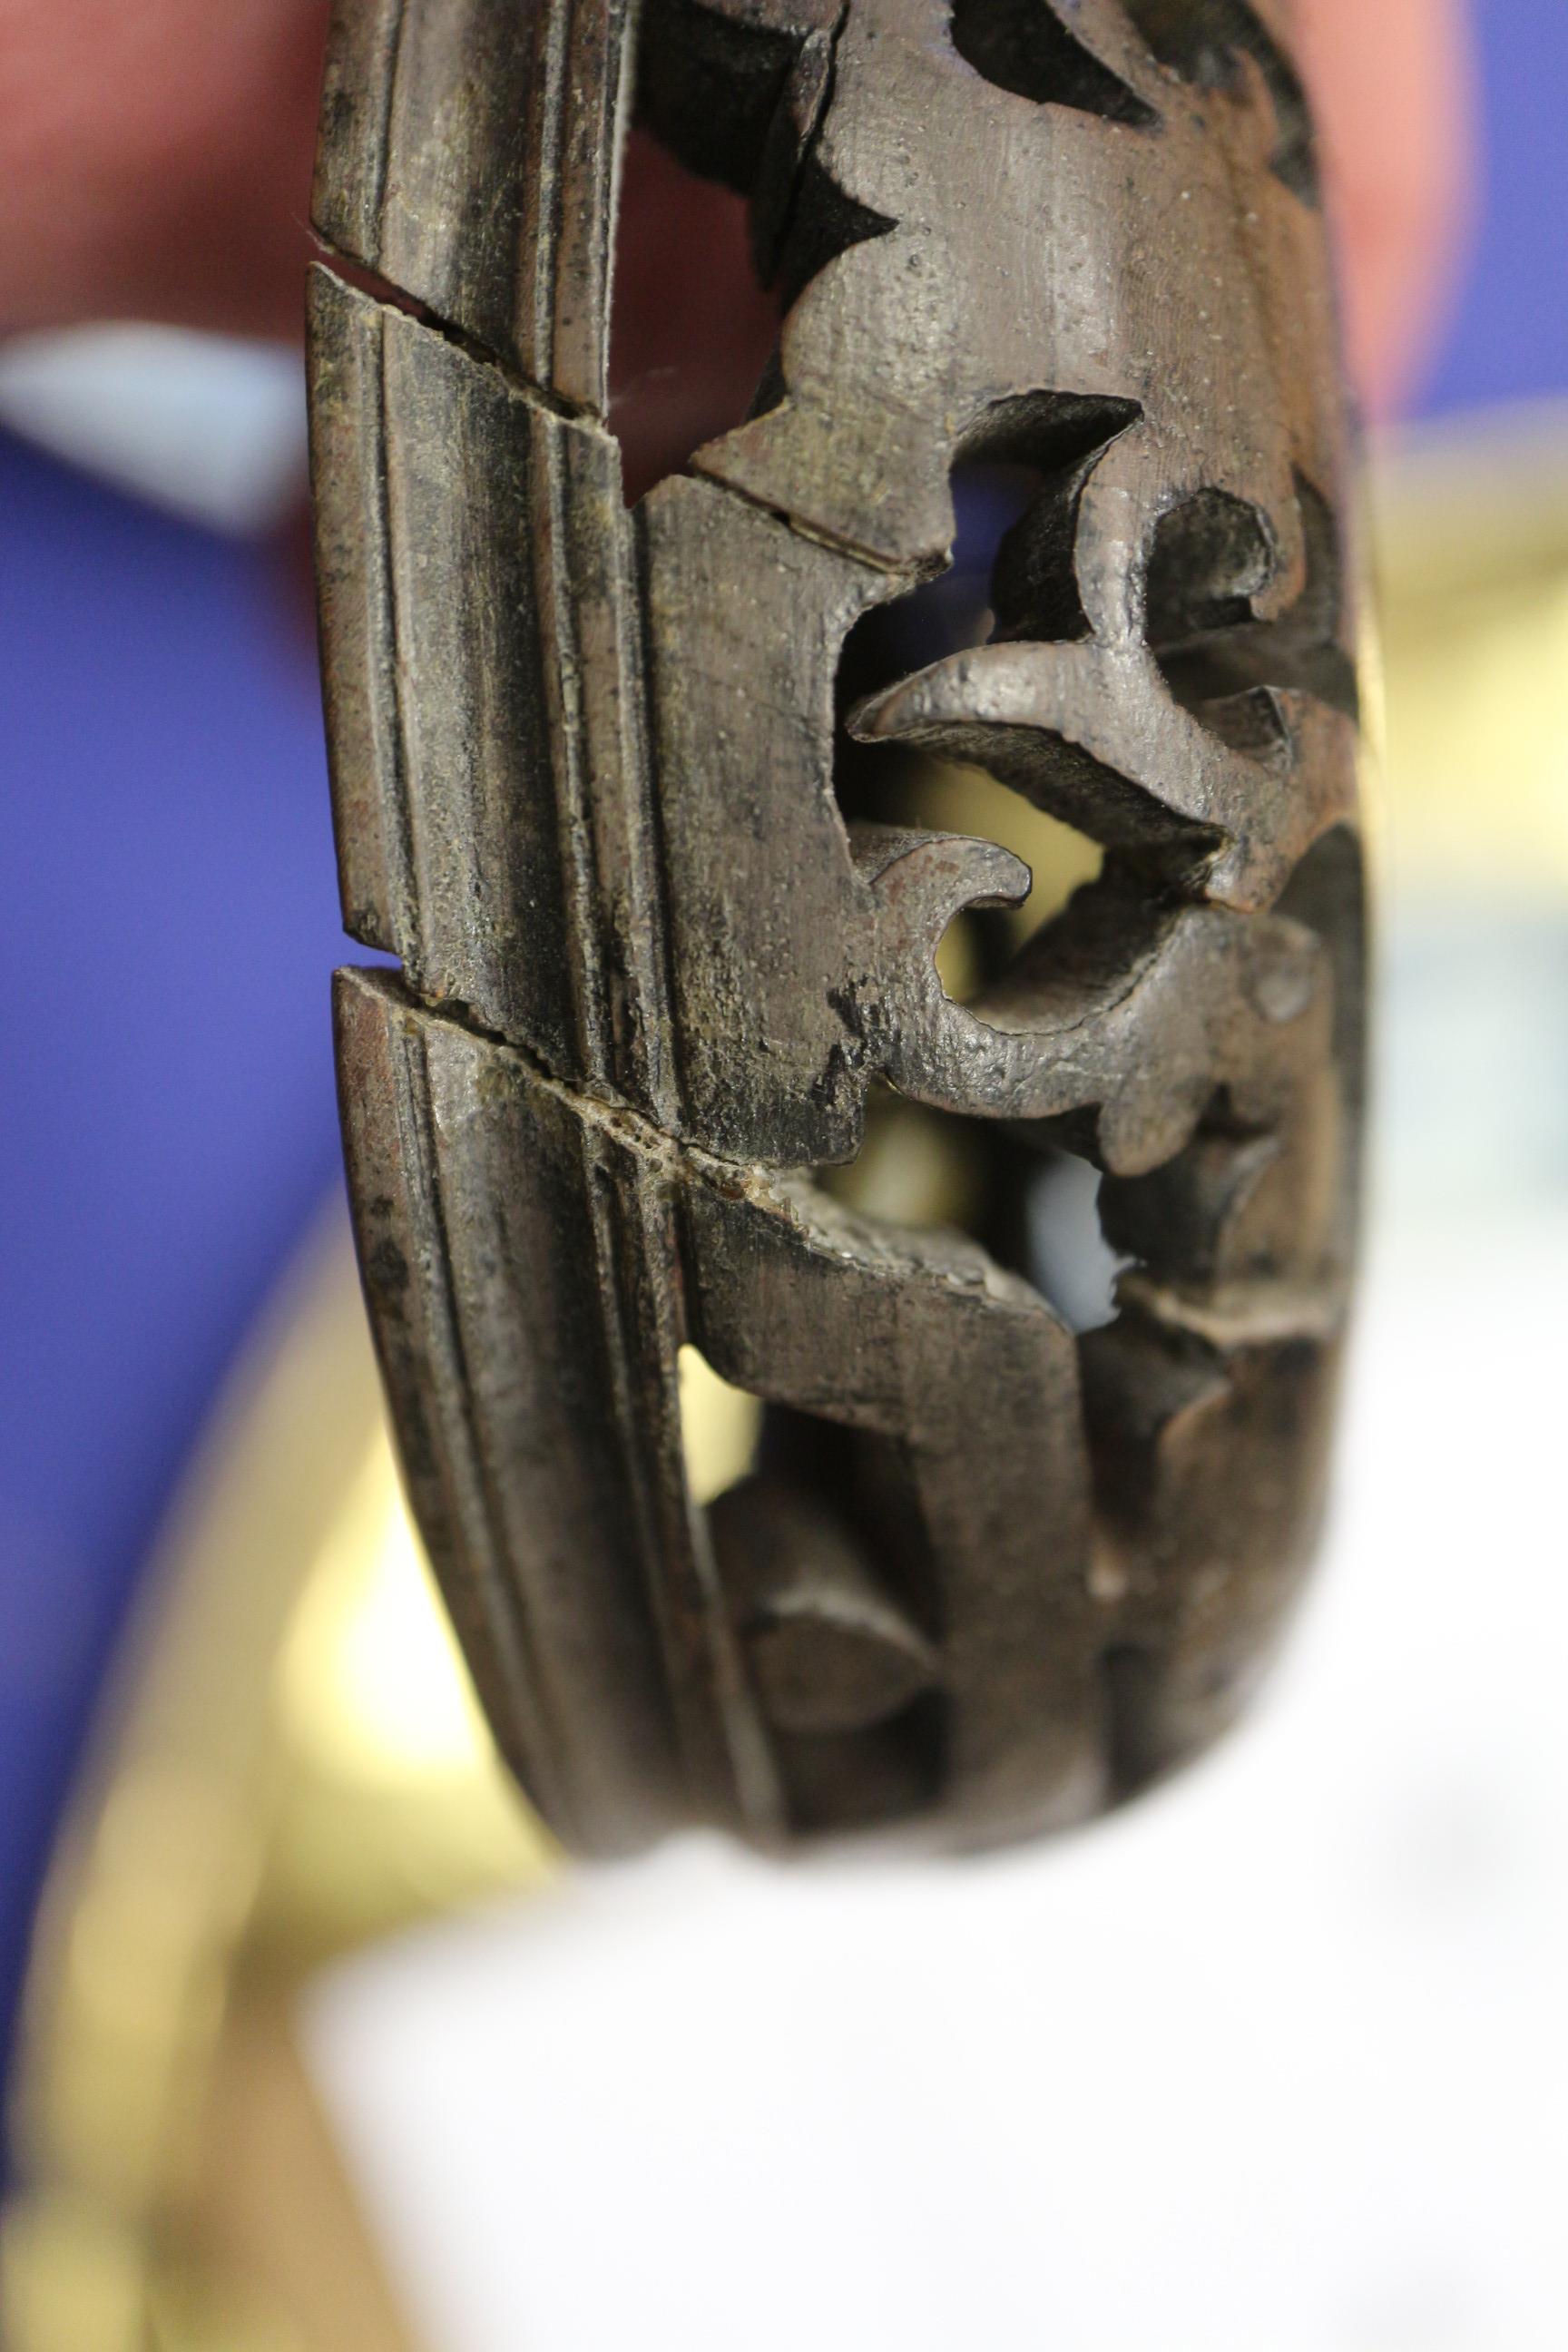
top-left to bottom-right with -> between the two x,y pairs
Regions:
3,0 -> 1565,2151
0,447 -> 346,2104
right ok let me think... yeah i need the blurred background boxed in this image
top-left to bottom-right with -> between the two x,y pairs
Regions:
3,4 -> 1567,2347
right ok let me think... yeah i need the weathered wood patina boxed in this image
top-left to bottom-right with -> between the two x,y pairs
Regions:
309,0 -> 1365,1853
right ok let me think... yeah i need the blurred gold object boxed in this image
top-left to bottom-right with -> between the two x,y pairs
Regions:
6,406 -> 1568,2348
2,1227 -> 552,2350
1,1213 -> 767,2350
1372,403 -> 1568,897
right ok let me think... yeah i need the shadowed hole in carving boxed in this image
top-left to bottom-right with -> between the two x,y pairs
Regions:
607,130 -> 785,504
1145,473 -> 1358,742
635,0 -> 826,193
819,1085 -> 988,1230
968,392 -> 1143,643
836,395 -> 1142,808
611,5 -> 894,501
1024,1149 -> 1134,1331
835,402 -> 1143,995
633,0 -> 897,300
827,404 -> 1166,1327
1097,1086 -> 1282,1289
679,1346 -> 944,1831
1122,0 -> 1318,201
822,1096 -> 1133,1335
1146,485 -> 1275,641
969,1123 -> 1135,1333
678,1342 -> 764,1508
950,0 -> 1158,126
744,1402 -> 944,1829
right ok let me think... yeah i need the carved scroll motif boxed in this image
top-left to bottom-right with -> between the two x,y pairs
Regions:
310,0 -> 1366,1852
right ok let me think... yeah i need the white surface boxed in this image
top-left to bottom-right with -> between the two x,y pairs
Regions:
306,1219 -> 1568,2352
0,325 -> 306,533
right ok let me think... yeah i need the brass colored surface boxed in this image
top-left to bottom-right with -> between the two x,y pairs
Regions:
1373,407 -> 1568,896
2,1225 -> 550,2352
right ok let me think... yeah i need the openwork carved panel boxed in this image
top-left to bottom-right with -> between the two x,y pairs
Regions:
309,0 -> 1365,1853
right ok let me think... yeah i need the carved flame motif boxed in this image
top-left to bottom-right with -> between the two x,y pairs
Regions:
310,0 -> 1365,1852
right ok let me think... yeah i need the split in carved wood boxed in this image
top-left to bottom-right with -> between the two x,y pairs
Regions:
309,0 -> 1366,1853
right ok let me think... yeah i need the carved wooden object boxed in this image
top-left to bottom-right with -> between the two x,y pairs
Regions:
309,0 -> 1366,1853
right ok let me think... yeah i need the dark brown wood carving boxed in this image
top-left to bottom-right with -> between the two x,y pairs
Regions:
309,0 -> 1365,1854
